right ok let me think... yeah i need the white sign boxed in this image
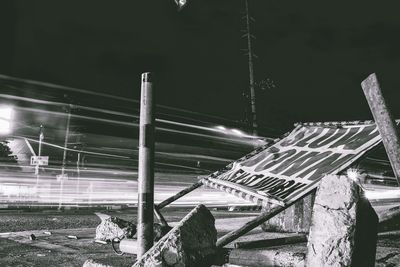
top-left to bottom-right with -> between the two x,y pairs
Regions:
56,174 -> 68,181
30,156 -> 49,166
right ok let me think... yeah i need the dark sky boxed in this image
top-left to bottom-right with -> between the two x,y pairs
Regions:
1,0 -> 400,134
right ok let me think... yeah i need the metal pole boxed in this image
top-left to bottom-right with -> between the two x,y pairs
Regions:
59,105 -> 72,210
245,0 -> 257,135
137,72 -> 155,258
35,125 -> 44,186
361,73 -> 400,185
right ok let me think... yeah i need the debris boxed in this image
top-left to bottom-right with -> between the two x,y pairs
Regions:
94,240 -> 108,245
29,234 -> 36,240
95,215 -> 136,241
37,253 -> 46,257
234,234 -> 307,249
43,231 -> 52,235
66,235 -> 79,239
83,259 -> 113,267
133,204 -> 217,267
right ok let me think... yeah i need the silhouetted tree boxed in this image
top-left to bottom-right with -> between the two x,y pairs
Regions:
0,140 -> 17,165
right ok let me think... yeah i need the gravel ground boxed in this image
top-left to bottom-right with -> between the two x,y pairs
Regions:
0,207 -> 258,233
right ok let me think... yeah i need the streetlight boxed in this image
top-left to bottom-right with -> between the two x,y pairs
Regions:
0,106 -> 13,134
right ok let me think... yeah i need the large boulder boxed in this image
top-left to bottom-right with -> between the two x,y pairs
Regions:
95,214 -> 136,241
133,204 -> 217,267
305,175 -> 378,267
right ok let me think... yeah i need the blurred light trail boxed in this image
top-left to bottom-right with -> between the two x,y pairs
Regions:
5,93 -> 267,142
155,162 -> 210,172
0,94 -> 139,119
156,151 -> 231,163
0,106 -> 13,134
14,106 -> 263,146
20,137 -> 130,159
0,74 -> 231,123
364,188 -> 400,200
0,170 -> 251,207
15,106 -> 138,127
0,74 -> 137,103
231,129 -> 245,136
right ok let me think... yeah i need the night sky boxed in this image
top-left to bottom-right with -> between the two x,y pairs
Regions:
1,0 -> 400,135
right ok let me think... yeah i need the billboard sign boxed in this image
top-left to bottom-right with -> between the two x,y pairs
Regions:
203,122 -> 382,206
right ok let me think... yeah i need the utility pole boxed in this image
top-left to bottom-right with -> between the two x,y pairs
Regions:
137,72 -> 155,258
243,0 -> 258,135
58,104 -> 72,210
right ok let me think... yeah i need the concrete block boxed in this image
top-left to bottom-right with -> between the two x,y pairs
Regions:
306,175 -> 378,267
133,204 -> 217,267
261,192 -> 315,233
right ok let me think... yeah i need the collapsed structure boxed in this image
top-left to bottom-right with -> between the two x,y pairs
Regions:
153,119 -> 399,250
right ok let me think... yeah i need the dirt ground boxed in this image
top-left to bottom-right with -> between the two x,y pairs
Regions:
0,207 -> 399,267
0,207 -> 260,267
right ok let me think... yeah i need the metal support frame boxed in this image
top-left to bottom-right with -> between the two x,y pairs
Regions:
153,180 -> 203,226
156,180 -> 203,210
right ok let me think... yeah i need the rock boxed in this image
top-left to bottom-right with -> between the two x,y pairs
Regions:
305,175 -> 378,267
133,204 -> 217,267
95,216 -> 136,241
261,192 -> 315,233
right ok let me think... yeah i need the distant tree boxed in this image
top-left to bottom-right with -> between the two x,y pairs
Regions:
0,140 -> 18,165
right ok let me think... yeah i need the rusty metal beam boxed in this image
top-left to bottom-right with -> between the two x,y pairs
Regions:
361,73 -> 400,185
156,180 -> 203,210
